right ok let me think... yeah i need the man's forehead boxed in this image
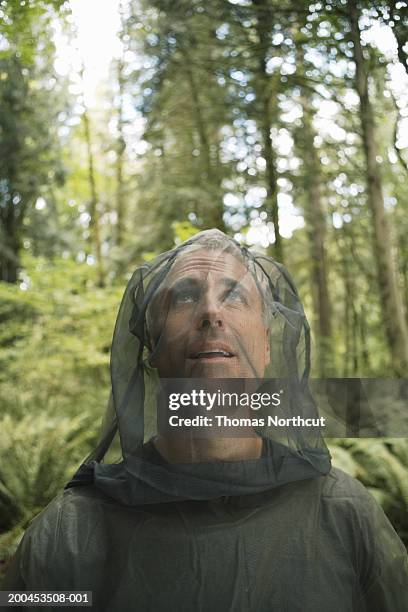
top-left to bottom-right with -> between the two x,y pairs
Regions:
165,248 -> 253,287
146,247 -> 268,334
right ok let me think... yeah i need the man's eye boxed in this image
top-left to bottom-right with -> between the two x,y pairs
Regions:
173,290 -> 196,304
225,287 -> 245,303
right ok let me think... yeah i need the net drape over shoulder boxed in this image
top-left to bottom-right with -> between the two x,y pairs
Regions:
66,228 -> 331,504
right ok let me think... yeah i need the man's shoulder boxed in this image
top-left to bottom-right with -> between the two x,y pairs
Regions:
320,466 -> 373,501
274,466 -> 375,509
316,466 -> 397,541
26,486 -> 122,537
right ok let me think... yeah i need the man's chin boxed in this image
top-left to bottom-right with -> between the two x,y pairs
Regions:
186,359 -> 241,378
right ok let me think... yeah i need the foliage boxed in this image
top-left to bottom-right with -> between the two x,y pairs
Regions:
172,220 -> 202,244
0,410 -> 96,574
0,256 -> 122,421
0,0 -> 69,281
328,438 -> 408,546
0,255 -> 123,574
0,412 -> 95,531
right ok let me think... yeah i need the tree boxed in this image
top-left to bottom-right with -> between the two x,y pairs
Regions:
81,100 -> 105,288
251,0 -> 283,261
346,0 -> 408,375
123,0 -> 231,254
114,0 -> 128,248
0,0 -> 67,282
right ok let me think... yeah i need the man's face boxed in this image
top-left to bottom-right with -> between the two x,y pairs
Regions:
149,249 -> 270,378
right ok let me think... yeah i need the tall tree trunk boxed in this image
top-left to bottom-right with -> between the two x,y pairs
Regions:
359,304 -> 371,371
298,95 -> 334,376
252,0 -> 283,262
116,1 -> 127,247
342,247 -> 359,376
348,0 -> 408,375
184,58 -> 225,231
401,234 -> 408,325
0,205 -> 20,283
0,151 -> 22,282
115,55 -> 126,248
351,285 -> 359,375
82,107 -> 105,288
343,259 -> 351,378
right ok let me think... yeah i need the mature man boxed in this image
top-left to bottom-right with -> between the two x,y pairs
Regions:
3,229 -> 408,611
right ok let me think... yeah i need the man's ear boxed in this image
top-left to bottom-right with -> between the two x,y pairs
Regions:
264,327 -> 271,367
148,340 -> 157,367
148,331 -> 163,368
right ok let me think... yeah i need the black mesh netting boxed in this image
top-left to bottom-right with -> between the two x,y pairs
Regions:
62,230 -> 330,505
66,228 -> 331,504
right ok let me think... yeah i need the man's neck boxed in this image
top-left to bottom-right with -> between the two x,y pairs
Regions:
153,435 -> 263,463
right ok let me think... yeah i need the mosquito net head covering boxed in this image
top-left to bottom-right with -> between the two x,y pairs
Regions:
67,229 -> 331,504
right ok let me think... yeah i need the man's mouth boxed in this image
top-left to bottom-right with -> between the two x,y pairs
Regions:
193,350 -> 233,359
189,345 -> 235,360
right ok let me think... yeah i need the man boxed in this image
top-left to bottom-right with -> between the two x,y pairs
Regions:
3,229 -> 408,610
147,241 -> 270,462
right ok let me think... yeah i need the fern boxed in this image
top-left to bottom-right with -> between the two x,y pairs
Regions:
328,438 -> 408,546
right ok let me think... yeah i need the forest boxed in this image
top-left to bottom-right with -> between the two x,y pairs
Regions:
0,0 -> 407,573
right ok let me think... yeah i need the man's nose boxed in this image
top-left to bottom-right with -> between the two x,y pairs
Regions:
195,293 -> 224,330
